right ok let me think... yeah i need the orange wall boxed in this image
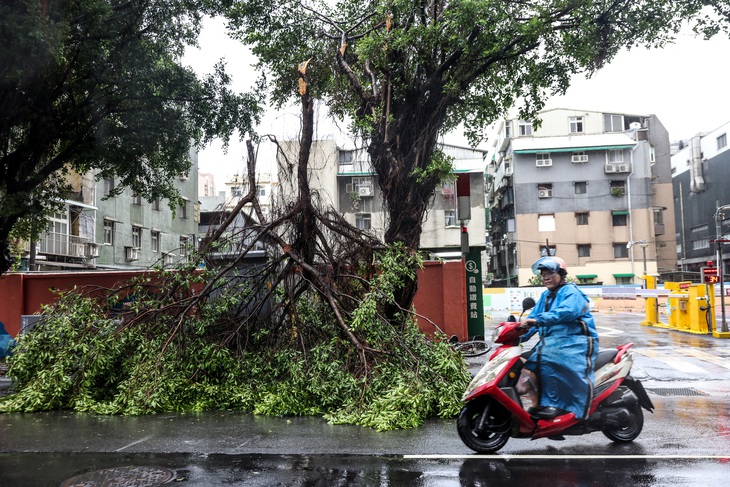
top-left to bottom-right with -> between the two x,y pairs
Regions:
0,271 -> 146,336
414,260 -> 468,340
1,265 -> 468,340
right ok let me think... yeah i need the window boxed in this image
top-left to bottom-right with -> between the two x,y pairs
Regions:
540,245 -> 556,257
346,177 -> 373,197
717,133 -> 727,150
569,116 -> 584,133
231,186 -> 243,197
355,213 -> 371,230
338,150 -> 353,164
537,184 -> 553,198
518,120 -> 533,136
577,244 -> 591,257
574,181 -> 587,194
571,151 -> 588,163
604,114 -> 623,132
610,180 -> 626,196
443,181 -> 459,226
103,178 -> 115,197
132,226 -> 141,248
691,224 -> 709,235
180,199 -> 188,219
614,243 -> 629,258
650,145 -> 656,163
693,239 -> 710,250
612,211 -> 628,226
575,212 -> 589,225
445,210 -> 458,227
180,236 -> 190,257
103,220 -> 114,245
257,185 -> 267,197
153,198 -> 161,211
607,149 -> 623,163
538,214 -> 555,232
615,275 -> 633,285
536,153 -> 552,167
504,122 -> 512,138
133,194 -> 142,205
151,231 -> 160,253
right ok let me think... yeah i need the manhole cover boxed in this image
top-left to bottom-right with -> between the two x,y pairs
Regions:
60,466 -> 175,487
646,387 -> 708,397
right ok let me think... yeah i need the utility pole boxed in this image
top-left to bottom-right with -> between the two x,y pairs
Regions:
714,205 -> 730,333
503,234 -> 510,288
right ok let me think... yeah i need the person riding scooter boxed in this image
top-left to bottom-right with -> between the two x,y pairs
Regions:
515,256 -> 599,420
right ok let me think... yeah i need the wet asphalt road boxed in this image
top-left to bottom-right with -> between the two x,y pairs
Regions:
1,311 -> 730,486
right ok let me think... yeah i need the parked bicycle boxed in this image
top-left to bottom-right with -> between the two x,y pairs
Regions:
449,335 -> 491,357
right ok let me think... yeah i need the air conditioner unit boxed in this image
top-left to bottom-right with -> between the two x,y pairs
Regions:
75,244 -> 87,257
164,253 -> 175,265
604,164 -> 617,173
538,188 -> 553,198
125,246 -> 139,261
358,186 -> 373,197
571,155 -> 589,163
536,159 -> 553,167
618,163 -> 631,172
86,243 -> 99,258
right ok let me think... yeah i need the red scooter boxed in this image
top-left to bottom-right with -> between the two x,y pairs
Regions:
457,298 -> 654,453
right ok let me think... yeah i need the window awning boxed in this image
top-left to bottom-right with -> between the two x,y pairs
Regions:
576,274 -> 598,279
612,210 -> 629,215
613,273 -> 635,278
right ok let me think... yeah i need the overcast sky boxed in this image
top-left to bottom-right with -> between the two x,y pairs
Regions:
184,17 -> 730,185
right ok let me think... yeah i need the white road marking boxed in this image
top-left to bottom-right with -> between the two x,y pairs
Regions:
595,325 -> 624,336
634,349 -> 707,373
404,454 -> 730,460
114,435 -> 152,451
680,348 -> 730,369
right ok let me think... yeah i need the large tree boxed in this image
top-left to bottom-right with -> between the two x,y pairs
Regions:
227,0 -> 730,317
0,0 -> 260,272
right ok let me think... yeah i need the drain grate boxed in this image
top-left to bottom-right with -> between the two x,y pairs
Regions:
60,466 -> 176,487
646,387 -> 708,397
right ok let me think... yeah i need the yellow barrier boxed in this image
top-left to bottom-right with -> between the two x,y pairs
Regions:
641,275 -> 728,338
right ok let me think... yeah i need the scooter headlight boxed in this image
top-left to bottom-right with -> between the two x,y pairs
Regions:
491,325 -> 504,343
462,355 -> 511,401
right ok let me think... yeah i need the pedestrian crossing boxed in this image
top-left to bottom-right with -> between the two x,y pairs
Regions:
634,347 -> 730,373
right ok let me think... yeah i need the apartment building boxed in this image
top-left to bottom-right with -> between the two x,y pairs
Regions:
276,138 -> 488,260
487,108 -> 676,286
21,152 -> 200,271
671,121 -> 730,274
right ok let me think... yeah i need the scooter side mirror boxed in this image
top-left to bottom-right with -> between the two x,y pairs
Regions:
522,297 -> 536,312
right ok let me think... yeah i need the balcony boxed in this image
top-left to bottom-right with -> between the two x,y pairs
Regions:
25,232 -> 96,259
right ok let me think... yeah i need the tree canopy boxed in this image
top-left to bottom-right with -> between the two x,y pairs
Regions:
227,0 -> 730,313
0,0 -> 261,270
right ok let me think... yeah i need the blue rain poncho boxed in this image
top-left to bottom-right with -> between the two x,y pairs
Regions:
521,283 -> 599,419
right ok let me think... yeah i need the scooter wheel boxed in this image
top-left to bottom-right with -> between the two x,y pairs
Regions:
602,403 -> 644,442
457,397 -> 511,453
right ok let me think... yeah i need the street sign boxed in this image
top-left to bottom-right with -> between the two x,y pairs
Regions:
701,266 -> 720,284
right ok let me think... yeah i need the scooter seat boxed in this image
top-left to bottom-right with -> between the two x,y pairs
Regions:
594,349 -> 618,371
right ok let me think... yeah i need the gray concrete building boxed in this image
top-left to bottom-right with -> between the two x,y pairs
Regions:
487,108 -> 676,286
671,121 -> 730,274
21,151 -> 200,271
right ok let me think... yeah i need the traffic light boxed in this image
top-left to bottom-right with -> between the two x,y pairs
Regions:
701,266 -> 720,284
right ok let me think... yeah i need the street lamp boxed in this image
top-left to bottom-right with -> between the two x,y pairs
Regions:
714,205 -> 730,333
627,240 -> 649,277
